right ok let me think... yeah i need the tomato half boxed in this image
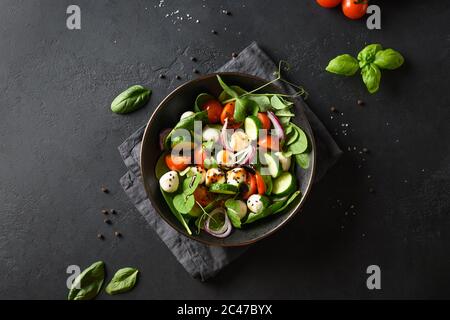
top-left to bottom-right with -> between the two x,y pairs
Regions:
342,0 -> 368,19
255,171 -> 266,195
316,0 -> 342,8
258,135 -> 280,151
257,112 -> 271,130
165,154 -> 190,171
242,173 -> 257,200
193,185 -> 214,207
193,147 -> 206,168
201,99 -> 223,124
220,102 -> 242,129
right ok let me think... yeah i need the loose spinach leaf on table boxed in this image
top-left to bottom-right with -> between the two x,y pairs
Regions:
111,85 -> 151,114
105,267 -> 139,295
68,261 -> 105,300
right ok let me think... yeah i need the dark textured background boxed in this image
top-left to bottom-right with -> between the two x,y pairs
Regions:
0,0 -> 449,299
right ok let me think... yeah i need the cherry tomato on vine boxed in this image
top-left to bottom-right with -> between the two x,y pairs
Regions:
342,0 -> 368,20
316,0 -> 342,8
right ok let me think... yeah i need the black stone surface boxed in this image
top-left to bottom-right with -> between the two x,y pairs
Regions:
0,0 -> 449,299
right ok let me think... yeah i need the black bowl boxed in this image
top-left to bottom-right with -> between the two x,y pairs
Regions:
140,73 -> 316,246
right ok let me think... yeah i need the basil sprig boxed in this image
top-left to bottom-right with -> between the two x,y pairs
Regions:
326,44 -> 404,94
111,85 -> 151,114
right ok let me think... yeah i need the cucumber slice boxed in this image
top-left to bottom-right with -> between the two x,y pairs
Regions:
244,116 -> 262,140
272,172 -> 296,196
209,183 -> 239,194
264,153 -> 281,178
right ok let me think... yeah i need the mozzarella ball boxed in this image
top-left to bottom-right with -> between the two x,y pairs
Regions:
190,166 -> 206,184
230,130 -> 250,152
247,194 -> 266,214
180,111 -> 195,120
205,168 -> 226,186
275,152 -> 292,171
216,150 -> 235,166
159,171 -> 179,193
202,126 -> 220,143
226,168 -> 247,186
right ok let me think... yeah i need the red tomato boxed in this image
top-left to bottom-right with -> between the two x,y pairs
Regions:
316,0 -> 342,8
258,135 -> 280,151
257,112 -> 271,130
165,154 -> 190,171
242,173 -> 257,200
220,102 -> 241,129
255,171 -> 266,195
193,147 -> 206,168
342,0 -> 368,19
193,185 -> 214,207
201,99 -> 223,124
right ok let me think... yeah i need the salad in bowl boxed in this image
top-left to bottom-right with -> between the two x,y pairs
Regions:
152,72 -> 313,241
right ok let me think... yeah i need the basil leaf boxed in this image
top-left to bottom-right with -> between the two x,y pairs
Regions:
357,44 -> 383,65
288,124 -> 308,154
234,98 -> 248,122
270,95 -> 288,110
224,200 -> 242,229
68,261 -> 105,300
374,49 -> 404,70
361,64 -> 381,94
247,95 -> 270,111
173,193 -> 195,214
218,85 -> 247,102
194,93 -> 214,112
217,75 -> 238,99
182,173 -> 202,195
325,54 -> 359,76
105,268 -> 139,295
111,85 -> 151,114
272,191 -> 301,214
295,153 -> 310,169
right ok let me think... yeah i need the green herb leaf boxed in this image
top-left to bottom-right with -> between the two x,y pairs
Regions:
182,173 -> 202,195
275,109 -> 295,117
217,75 -> 239,99
111,85 -> 151,114
68,261 -> 105,300
224,199 -> 243,229
374,49 -> 404,70
218,85 -> 247,102
325,54 -> 359,76
361,64 -> 381,94
262,175 -> 273,195
164,110 -> 208,148
270,95 -> 288,110
288,124 -> 308,154
160,187 -> 192,234
105,267 -> 139,295
234,98 -> 248,122
194,93 -> 214,112
247,95 -> 271,111
173,193 -> 195,214
272,191 -> 301,214
295,153 -> 310,169
357,44 -> 383,65
285,127 -> 299,146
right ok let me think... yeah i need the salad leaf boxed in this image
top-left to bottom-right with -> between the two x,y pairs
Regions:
217,75 -> 239,99
182,173 -> 202,195
295,153 -> 310,169
275,109 -> 295,117
111,85 -> 151,114
262,175 -> 273,195
195,93 -> 215,112
224,199 -> 243,229
218,85 -> 247,102
164,110 -> 207,148
270,95 -> 288,110
173,193 -> 195,214
272,191 -> 301,214
234,98 -> 249,122
285,127 -> 299,146
105,267 -> 139,295
287,124 -> 308,154
68,261 -> 105,300
247,95 -> 271,111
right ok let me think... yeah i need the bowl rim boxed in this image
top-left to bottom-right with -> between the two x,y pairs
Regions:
140,72 -> 316,247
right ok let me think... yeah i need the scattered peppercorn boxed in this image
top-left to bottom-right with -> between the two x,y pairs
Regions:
231,52 -> 238,58
159,74 -> 166,79
211,29 -> 217,34
190,56 -> 197,62
97,234 -> 104,240
104,219 -> 112,225
101,209 -> 109,215
369,187 -> 375,193
114,231 -> 122,237
357,99 -> 365,106
101,186 -> 109,193
176,75 -> 181,80
362,147 -> 369,153
110,209 -> 117,215
330,106 -> 337,113
193,68 -> 199,74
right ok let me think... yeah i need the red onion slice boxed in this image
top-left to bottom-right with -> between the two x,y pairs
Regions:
159,128 -> 172,150
205,208 -> 232,238
220,118 -> 234,151
267,111 -> 285,141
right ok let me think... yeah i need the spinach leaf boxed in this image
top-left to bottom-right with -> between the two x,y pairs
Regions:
164,110 -> 208,148
173,193 -> 195,214
374,49 -> 404,70
361,64 -> 381,94
105,267 -> 139,295
244,207 -> 273,224
224,199 -> 242,229
68,261 -> 105,300
234,98 -> 248,122
325,54 -> 359,76
275,109 -> 295,117
111,85 -> 151,114
285,127 -> 299,146
182,173 -> 202,195
195,93 -> 214,112
262,175 -> 272,195
217,75 -> 239,99
272,191 -> 301,214
357,44 -> 382,66
270,95 -> 288,110
285,124 -> 293,136
288,124 -> 308,154
278,116 -> 291,126
218,85 -> 247,102
160,188 -> 192,234
247,95 -> 271,111
295,153 -> 310,169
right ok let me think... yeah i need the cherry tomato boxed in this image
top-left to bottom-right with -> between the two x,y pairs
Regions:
165,154 -> 190,171
255,171 -> 266,195
258,135 -> 280,151
193,147 -> 206,168
201,99 -> 223,124
316,0 -> 342,8
242,173 -> 257,200
193,185 -> 214,207
342,0 -> 368,20
257,112 -> 271,130
220,102 -> 242,129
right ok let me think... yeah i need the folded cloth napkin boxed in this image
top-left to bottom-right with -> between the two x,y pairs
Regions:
118,42 -> 342,281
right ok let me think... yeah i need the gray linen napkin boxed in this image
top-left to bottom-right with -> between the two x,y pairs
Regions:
118,42 -> 342,281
